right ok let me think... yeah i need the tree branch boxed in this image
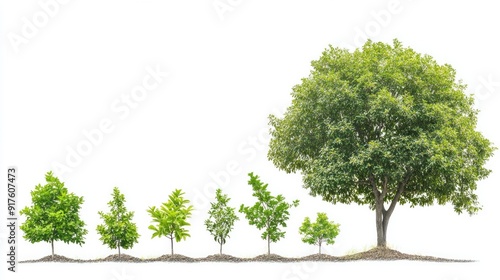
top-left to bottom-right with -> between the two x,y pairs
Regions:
369,174 -> 380,200
381,176 -> 388,198
386,172 -> 411,216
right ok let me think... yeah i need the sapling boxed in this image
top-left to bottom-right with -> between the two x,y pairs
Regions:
97,187 -> 139,259
147,189 -> 193,256
205,188 -> 239,255
20,171 -> 88,259
299,212 -> 340,255
239,172 -> 299,255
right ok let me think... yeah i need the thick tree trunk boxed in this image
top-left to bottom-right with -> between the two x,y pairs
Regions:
375,199 -> 389,247
319,242 -> 322,255
51,239 -> 54,259
371,174 -> 410,247
118,245 -> 121,259
220,242 -> 223,255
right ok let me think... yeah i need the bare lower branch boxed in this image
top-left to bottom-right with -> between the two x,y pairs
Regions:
386,172 -> 412,216
381,176 -> 388,198
369,174 -> 380,200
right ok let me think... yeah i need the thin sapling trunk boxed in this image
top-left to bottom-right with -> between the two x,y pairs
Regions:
170,236 -> 174,256
51,239 -> 54,259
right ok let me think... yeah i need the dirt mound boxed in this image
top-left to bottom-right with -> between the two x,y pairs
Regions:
341,247 -> 406,261
251,254 -> 295,262
152,254 -> 197,262
19,248 -> 473,263
340,247 -> 471,262
300,253 -> 339,261
23,254 -> 77,263
101,254 -> 143,262
201,254 -> 244,262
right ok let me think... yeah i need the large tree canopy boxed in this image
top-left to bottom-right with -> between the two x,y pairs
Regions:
268,39 -> 495,246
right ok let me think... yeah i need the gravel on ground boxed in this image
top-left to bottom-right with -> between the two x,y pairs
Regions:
150,254 -> 197,262
20,248 -> 473,263
199,254 -> 244,263
339,247 -> 473,262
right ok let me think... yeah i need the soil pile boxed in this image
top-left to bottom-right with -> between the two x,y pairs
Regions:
21,248 -> 473,263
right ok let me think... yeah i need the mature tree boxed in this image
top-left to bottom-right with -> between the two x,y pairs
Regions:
96,187 -> 139,259
239,172 -> 299,255
205,188 -> 239,255
268,39 -> 495,247
20,171 -> 88,258
147,189 -> 193,255
299,213 -> 340,255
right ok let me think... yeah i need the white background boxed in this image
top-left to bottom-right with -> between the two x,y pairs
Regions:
1,0 -> 499,279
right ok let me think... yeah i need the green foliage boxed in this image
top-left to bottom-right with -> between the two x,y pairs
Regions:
268,39 -> 495,215
147,189 -> 193,255
205,188 -> 239,254
239,172 -> 299,254
299,213 -> 340,254
19,171 -> 88,256
96,187 -> 139,256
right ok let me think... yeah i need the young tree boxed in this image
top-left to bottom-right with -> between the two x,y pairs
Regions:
20,171 -> 88,259
147,189 -> 193,256
268,39 -> 495,247
205,188 -> 239,255
239,172 -> 299,255
299,213 -> 340,255
96,187 -> 139,259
